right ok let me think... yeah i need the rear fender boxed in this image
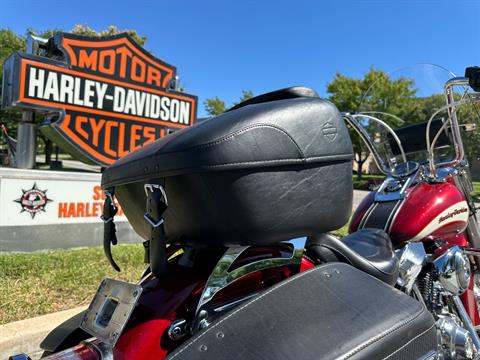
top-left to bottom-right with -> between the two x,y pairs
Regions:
39,310 -> 89,354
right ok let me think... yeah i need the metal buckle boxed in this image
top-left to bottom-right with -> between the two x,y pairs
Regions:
101,215 -> 114,223
100,191 -> 116,223
143,214 -> 164,228
143,184 -> 168,228
144,183 -> 168,206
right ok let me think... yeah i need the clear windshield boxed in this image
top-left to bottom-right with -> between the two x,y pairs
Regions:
350,64 -> 480,174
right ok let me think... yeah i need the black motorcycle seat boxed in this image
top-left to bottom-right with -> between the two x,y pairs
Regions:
306,228 -> 399,285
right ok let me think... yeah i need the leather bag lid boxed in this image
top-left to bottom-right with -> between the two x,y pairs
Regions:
102,90 -> 353,188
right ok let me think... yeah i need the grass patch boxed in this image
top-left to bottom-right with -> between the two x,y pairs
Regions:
1,227 -> 362,325
352,179 -> 371,189
352,174 -> 385,190
472,182 -> 480,197
331,222 -> 349,238
354,174 -> 385,180
0,244 -> 145,325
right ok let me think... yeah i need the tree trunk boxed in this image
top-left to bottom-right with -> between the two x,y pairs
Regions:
45,139 -> 52,165
356,159 -> 365,180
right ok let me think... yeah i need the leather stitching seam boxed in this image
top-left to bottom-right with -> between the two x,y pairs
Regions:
339,305 -> 427,359
380,323 -> 436,360
167,124 -> 306,158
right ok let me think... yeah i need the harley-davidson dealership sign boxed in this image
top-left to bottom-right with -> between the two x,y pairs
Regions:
2,33 -> 198,166
0,169 -> 127,226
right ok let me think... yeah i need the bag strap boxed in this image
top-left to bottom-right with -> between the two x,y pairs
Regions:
102,188 -> 120,272
144,183 -> 168,278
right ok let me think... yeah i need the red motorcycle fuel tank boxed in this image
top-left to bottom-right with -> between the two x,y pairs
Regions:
351,181 -> 469,246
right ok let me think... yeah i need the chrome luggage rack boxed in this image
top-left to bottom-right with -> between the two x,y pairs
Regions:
190,237 -> 307,333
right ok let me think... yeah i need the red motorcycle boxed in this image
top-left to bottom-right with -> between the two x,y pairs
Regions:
344,64 -> 480,359
10,65 -> 480,360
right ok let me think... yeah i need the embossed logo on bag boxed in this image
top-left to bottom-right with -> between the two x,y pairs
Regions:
322,121 -> 337,141
2,33 -> 198,166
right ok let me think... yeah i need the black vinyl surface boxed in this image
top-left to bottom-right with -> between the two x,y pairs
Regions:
306,228 -> 399,285
167,263 -> 436,360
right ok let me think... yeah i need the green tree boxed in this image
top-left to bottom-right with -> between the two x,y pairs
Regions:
0,29 -> 25,65
455,101 -> 480,168
415,95 -> 480,173
204,97 -> 227,116
327,73 -> 363,113
204,90 -> 254,116
233,90 -> 254,106
0,29 -> 27,139
327,68 -> 417,179
27,25 -> 147,47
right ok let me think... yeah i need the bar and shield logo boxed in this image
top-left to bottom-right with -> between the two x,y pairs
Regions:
2,33 -> 198,166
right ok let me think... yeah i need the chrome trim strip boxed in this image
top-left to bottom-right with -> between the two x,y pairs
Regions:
374,172 -> 417,202
213,292 -> 259,313
418,350 -> 438,360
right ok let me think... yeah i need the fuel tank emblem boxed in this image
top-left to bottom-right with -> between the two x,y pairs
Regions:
406,201 -> 469,242
439,207 -> 468,224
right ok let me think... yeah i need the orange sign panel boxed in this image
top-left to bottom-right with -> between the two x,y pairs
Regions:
2,33 -> 198,166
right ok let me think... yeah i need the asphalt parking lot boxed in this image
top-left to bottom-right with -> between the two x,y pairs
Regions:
353,190 -> 369,210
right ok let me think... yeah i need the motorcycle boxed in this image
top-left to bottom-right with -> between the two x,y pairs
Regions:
9,65 -> 480,360
344,64 -> 480,359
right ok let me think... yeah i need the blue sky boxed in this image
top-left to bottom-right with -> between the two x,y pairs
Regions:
2,0 -> 479,117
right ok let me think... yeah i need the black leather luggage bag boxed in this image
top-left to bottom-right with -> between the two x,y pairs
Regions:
101,88 -> 354,246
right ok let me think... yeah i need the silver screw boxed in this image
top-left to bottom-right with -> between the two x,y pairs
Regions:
198,310 -> 208,319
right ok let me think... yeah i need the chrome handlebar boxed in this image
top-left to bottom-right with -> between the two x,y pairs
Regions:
441,77 -> 469,168
426,76 -> 471,176
345,76 -> 476,179
342,113 -> 391,175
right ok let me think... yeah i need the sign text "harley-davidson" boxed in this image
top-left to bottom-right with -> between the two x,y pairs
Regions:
27,66 -> 191,125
